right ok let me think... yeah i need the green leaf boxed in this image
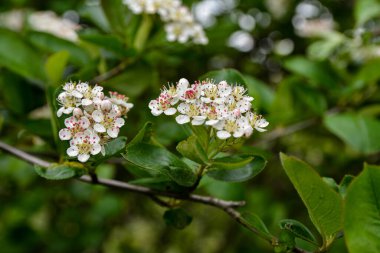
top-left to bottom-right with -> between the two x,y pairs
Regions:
101,0 -> 127,35
0,28 -> 45,81
124,143 -> 196,187
34,162 -> 87,180
283,56 -> 339,89
187,125 -> 209,151
244,75 -> 275,111
199,69 -> 246,86
45,51 -> 70,86
280,153 -> 343,248
91,136 -> 127,165
344,164 -> 380,253
279,219 -> 319,246
176,135 -> 208,164
324,113 -> 380,154
163,208 -> 192,230
338,175 -> 354,198
28,32 -> 91,65
241,212 -> 273,241
127,122 -> 153,147
129,177 -> 188,193
207,155 -> 266,182
355,0 -> 380,25
322,177 -> 339,193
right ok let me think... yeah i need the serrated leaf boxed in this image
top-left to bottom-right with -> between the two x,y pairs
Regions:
280,153 -> 343,248
324,113 -> 380,154
124,143 -> 196,187
163,208 -> 192,230
176,135 -> 208,164
344,164 -> 380,253
338,175 -> 354,198
34,162 -> 87,180
207,155 -> 266,182
0,28 -> 45,81
199,69 -> 246,86
279,219 -> 319,246
241,212 -> 273,241
45,51 -> 70,86
127,122 -> 153,147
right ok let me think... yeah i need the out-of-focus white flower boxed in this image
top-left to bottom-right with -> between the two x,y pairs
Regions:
67,130 -> 101,162
57,81 -> 133,162
28,11 -> 80,42
149,78 -> 268,140
0,10 -> 25,31
123,0 -> 208,44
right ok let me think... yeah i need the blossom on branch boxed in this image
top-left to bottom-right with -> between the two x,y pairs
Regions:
57,82 -> 133,162
123,0 -> 208,45
149,78 -> 269,140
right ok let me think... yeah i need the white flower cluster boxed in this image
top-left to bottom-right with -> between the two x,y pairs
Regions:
149,78 -> 269,140
57,82 -> 133,162
123,0 -> 208,45
0,10 -> 80,42
29,11 -> 80,42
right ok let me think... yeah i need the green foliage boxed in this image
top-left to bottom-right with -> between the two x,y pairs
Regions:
199,69 -> 246,86
354,0 -> 380,25
280,153 -> 343,248
279,219 -> 318,246
34,162 -> 87,180
163,208 -> 193,230
344,164 -> 380,253
176,135 -> 208,164
324,113 -> 380,154
241,212 -> 273,241
45,51 -> 70,86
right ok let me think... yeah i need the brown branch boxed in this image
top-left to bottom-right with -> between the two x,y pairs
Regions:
0,140 -> 312,252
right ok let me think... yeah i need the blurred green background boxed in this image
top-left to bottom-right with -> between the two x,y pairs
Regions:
0,0 -> 379,252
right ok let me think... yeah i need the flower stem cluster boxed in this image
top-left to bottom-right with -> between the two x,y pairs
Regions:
123,0 -> 208,45
57,82 -> 133,162
149,78 -> 269,139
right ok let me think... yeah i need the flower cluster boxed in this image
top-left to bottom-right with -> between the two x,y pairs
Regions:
57,82 -> 133,162
0,10 -> 80,42
123,0 -> 208,45
149,78 -> 269,139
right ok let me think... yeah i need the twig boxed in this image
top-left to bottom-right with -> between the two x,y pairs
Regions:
0,140 -> 311,253
90,60 -> 130,84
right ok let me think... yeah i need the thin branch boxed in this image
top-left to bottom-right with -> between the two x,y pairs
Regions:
90,60 -> 129,84
0,140 -> 311,253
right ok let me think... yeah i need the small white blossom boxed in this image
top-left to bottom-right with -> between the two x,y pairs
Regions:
149,78 -> 268,140
57,81 -> 133,162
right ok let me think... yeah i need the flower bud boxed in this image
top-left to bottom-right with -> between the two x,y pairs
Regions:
101,100 -> 112,111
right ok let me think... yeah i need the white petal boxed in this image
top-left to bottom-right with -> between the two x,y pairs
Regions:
115,118 -> 125,127
91,144 -> 101,155
57,107 -> 64,117
151,108 -> 163,116
78,153 -> 90,162
177,103 -> 189,114
107,127 -> 119,138
206,119 -> 219,126
255,127 -> 267,132
92,110 -> 104,123
191,116 -> 206,126
64,117 -> 75,128
67,146 -> 79,157
80,117 -> 91,128
164,108 -> 176,115
217,131 -> 231,139
233,131 -> 244,138
71,90 -> 83,98
148,100 -> 158,110
59,129 -> 72,140
82,98 -> 93,106
175,115 -> 190,124
94,123 -> 106,133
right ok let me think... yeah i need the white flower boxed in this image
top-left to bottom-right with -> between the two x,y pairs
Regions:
59,116 -> 90,140
216,116 -> 248,139
67,130 -> 101,162
148,89 -> 177,116
28,11 -> 80,42
109,91 -> 134,114
57,92 -> 80,117
92,110 -> 125,138
175,102 -> 206,125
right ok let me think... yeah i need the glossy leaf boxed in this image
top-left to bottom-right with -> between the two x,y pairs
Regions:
324,113 -> 380,154
280,153 -> 343,247
45,51 -> 70,86
34,162 -> 87,180
101,0 -> 127,35
163,208 -> 192,230
124,143 -> 196,187
176,135 -> 208,164
344,164 -> 380,253
207,155 -> 266,182
241,212 -> 273,241
279,219 -> 319,246
129,177 -> 188,193
199,69 -> 246,86
355,0 -> 380,25
338,175 -> 354,198
0,28 -> 45,81
127,122 -> 153,147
